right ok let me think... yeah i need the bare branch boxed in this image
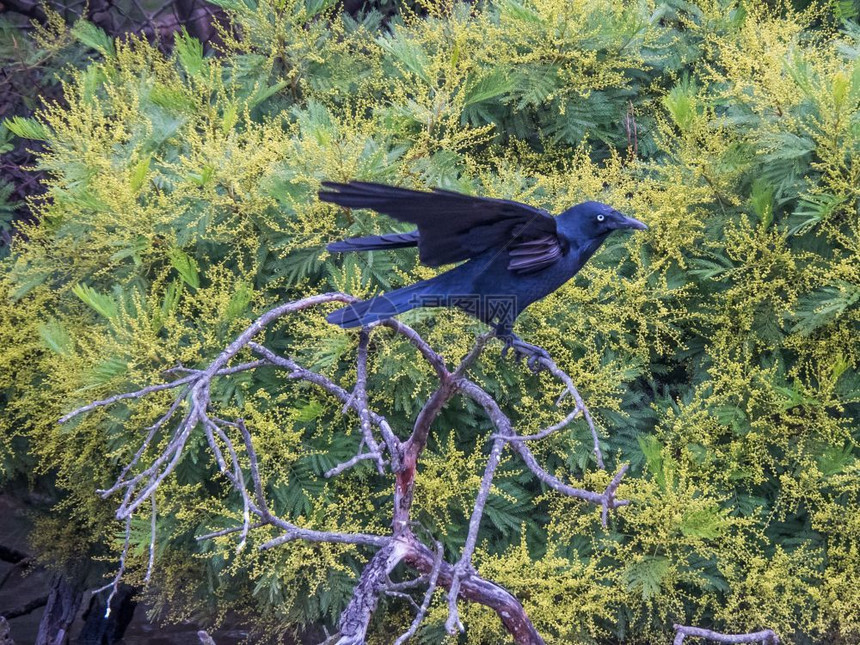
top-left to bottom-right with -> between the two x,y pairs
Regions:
96,515 -> 131,618
236,419 -> 268,514
259,529 -> 390,551
196,522 -> 267,542
198,630 -> 217,645
353,329 -> 385,474
386,589 -> 422,612
451,332 -> 493,379
1,595 -> 48,619
208,421 -> 252,551
325,452 -> 387,478
492,407 -> 580,443
145,495 -> 156,584
404,538 -> 545,645
393,541 -> 443,645
59,360 -> 267,425
459,379 -> 628,528
377,319 -> 448,380
58,374 -> 197,424
0,545 -> 30,564
335,540 -> 408,645
445,431 -> 506,634
385,575 -> 428,592
63,293 -> 617,645
202,293 -> 358,379
248,342 -> 402,470
536,355 -> 604,469
673,624 -> 780,645
0,555 -> 32,591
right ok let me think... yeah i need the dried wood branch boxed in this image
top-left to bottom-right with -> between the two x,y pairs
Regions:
459,380 -> 629,528
353,328 -> 385,474
145,495 -> 156,584
60,293 -> 629,645
673,624 -> 780,645
393,541 -> 443,645
535,354 -> 604,468
1,595 -> 49,619
198,630 -> 217,645
95,515 -> 131,619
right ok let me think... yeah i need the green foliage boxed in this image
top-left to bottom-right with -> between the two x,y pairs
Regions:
69,20 -> 115,58
1,0 -> 859,643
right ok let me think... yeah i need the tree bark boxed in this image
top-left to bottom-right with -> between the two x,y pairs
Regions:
0,616 -> 14,645
404,539 -> 545,645
35,575 -> 82,645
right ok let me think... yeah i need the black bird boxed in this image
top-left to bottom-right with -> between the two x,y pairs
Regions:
321,181 -> 647,362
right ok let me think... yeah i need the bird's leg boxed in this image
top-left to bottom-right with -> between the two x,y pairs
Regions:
496,328 -> 550,372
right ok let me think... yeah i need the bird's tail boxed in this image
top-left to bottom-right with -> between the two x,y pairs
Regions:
327,230 -> 419,253
327,279 -> 438,328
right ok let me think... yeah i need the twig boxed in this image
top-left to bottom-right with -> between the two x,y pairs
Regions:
673,624 -> 780,644
393,541 -> 444,645
247,342 -> 402,470
386,590 -> 421,612
196,522 -> 268,542
385,575 -> 428,591
145,494 -> 156,584
0,556 -> 32,590
0,595 -> 48,619
445,431 -> 506,634
259,530 -> 390,551
492,407 -> 580,442
96,515 -> 132,618
403,538 -> 545,645
353,329 -> 385,474
377,319 -> 448,380
0,545 -> 32,591
0,545 -> 29,564
208,421 -> 252,551
325,452 -> 387,478
459,379 -> 628,528
451,332 -> 493,379
62,359 -> 260,424
236,419 -> 268,514
537,355 -> 604,469
198,630 -> 217,645
58,374 -> 197,424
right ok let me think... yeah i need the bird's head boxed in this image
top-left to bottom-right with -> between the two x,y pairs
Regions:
561,201 -> 648,239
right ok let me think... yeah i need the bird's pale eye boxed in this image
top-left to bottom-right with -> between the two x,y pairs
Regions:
596,214 -> 605,222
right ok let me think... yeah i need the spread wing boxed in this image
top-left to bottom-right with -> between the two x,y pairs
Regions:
319,181 -> 565,274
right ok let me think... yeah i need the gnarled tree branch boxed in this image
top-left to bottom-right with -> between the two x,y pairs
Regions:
59,292 -> 629,644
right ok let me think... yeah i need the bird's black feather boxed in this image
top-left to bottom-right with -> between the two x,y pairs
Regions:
319,181 -> 562,273
326,230 -> 419,253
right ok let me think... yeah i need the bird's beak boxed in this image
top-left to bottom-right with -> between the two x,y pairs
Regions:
616,213 -> 648,231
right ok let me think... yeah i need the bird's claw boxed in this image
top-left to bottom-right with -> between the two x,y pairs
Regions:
499,335 -> 550,372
